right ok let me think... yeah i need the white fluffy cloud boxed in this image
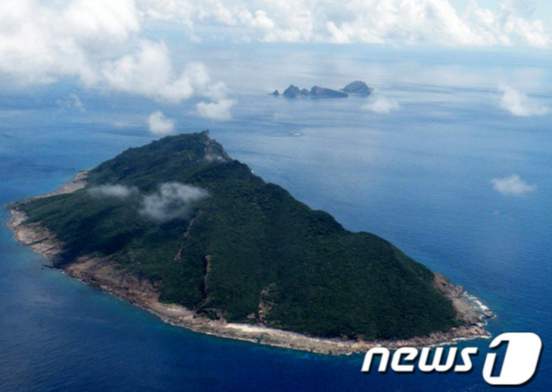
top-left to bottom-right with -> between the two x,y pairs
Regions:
0,0 -> 140,85
499,84 -> 548,116
88,182 -> 210,222
0,0 -> 233,116
140,182 -> 209,223
491,174 -> 536,196
88,184 -> 139,199
362,96 -> 400,114
196,99 -> 236,121
140,0 -> 552,47
148,111 -> 175,135
101,42 -> 216,103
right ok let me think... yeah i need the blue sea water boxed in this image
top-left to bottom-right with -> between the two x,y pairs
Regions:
0,46 -> 551,391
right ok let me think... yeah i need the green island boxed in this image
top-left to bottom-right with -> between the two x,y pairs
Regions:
7,131 -> 490,354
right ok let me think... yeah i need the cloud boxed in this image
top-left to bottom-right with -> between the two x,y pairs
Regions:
0,0 -> 140,85
98,41 -> 233,109
499,84 -> 548,116
196,98 -> 236,121
140,0 -> 552,47
362,96 -> 400,114
466,0 -> 550,47
70,94 -> 85,111
0,0 -> 233,113
102,41 -> 196,103
88,184 -> 139,199
56,94 -> 85,111
491,174 -> 536,196
140,182 -> 209,223
88,182 -> 210,223
148,111 -> 175,135
501,0 -> 541,18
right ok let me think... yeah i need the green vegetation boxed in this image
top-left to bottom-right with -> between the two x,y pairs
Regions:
18,131 -> 459,340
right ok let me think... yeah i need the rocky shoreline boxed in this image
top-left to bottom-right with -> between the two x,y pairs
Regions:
5,173 -> 492,355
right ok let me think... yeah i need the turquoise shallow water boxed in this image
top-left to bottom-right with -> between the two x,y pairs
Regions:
0,46 -> 550,391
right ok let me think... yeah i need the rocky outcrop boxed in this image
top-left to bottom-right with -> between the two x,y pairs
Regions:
342,80 -> 374,96
282,85 -> 302,98
282,84 -> 349,98
277,81 -> 373,99
7,210 -> 64,264
433,272 -> 493,325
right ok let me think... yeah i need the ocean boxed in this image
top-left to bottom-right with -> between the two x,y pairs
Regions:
0,45 -> 550,391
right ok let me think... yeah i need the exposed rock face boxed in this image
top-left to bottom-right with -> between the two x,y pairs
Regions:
342,80 -> 374,96
282,85 -> 302,98
7,210 -> 64,264
65,256 -> 161,306
433,272 -> 481,325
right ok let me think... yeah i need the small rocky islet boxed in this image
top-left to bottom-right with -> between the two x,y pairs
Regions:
272,80 -> 374,98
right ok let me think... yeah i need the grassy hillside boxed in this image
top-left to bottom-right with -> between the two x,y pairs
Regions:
19,131 -> 459,340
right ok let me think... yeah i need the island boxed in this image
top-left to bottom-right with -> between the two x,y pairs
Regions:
273,81 -> 374,99
6,131 -> 490,354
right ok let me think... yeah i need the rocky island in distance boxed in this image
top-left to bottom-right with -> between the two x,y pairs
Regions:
272,80 -> 374,98
6,131 -> 492,355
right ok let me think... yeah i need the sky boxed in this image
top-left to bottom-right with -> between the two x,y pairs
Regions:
0,0 -> 550,125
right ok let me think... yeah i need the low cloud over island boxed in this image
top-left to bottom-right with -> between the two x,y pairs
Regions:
88,182 -> 209,223
140,183 -> 209,223
87,184 -> 139,199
